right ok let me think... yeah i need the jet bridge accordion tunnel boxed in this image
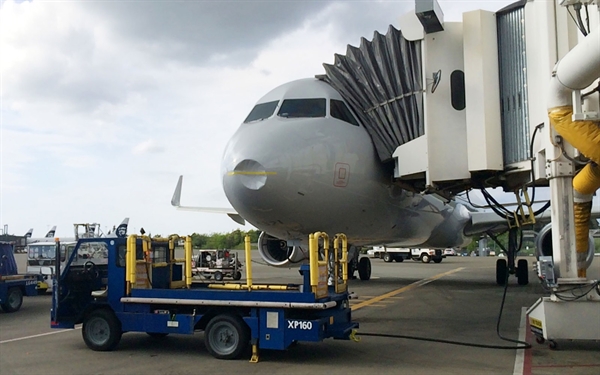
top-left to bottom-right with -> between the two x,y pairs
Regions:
321,0 -> 599,197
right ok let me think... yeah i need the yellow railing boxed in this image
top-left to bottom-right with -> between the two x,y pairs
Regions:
125,234 -> 192,295
309,232 -> 329,299
333,233 -> 348,294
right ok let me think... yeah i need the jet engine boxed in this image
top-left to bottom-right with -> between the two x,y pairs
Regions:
257,232 -> 308,267
535,223 -> 595,269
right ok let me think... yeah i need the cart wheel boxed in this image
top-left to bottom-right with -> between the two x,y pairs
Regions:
421,254 -> 431,263
205,314 -> 249,359
1,287 -> 23,313
82,309 -> 122,351
214,271 -> 224,282
232,271 -> 242,281
358,257 -> 371,281
548,340 -> 558,350
535,336 -> 545,345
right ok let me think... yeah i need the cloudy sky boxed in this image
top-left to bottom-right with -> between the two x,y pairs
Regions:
1,0 -> 518,238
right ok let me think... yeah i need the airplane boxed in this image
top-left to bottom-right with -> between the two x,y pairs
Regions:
172,78 -> 526,280
26,226 -> 57,244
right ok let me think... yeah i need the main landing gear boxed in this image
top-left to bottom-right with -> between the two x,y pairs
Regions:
493,228 -> 529,286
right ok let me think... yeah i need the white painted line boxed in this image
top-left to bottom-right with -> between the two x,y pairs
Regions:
513,307 -> 527,375
0,326 -> 81,344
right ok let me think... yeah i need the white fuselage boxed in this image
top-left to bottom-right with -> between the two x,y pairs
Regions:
222,78 -> 471,248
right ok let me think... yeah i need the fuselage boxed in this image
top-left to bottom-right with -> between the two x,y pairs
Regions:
222,78 -> 470,248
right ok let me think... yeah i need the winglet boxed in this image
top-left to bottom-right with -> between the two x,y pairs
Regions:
171,175 -> 183,207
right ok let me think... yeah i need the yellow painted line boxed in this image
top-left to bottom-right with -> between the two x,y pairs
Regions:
226,171 -> 277,176
351,267 -> 465,311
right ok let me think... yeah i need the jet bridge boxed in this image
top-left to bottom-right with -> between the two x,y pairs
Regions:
323,0 -> 600,346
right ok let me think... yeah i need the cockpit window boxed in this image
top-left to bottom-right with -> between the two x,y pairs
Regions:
244,101 -> 279,123
277,98 -> 326,118
331,99 -> 359,126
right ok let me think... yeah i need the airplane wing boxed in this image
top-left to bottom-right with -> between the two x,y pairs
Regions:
171,175 -> 246,226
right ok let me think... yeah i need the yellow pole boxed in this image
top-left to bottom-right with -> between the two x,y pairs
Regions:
245,235 -> 253,290
185,236 -> 192,288
309,233 -> 317,288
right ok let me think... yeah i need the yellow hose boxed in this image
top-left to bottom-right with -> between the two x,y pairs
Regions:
548,107 -> 600,165
549,106 -> 600,277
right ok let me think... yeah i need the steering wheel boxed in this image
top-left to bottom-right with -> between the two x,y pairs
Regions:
83,261 -> 98,278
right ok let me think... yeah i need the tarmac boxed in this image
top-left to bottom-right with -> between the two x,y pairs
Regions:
1,254 -> 598,375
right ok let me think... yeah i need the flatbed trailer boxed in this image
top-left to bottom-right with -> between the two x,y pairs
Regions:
0,242 -> 39,312
51,232 -> 357,361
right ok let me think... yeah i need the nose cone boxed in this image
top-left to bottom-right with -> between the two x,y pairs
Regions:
221,124 -> 283,222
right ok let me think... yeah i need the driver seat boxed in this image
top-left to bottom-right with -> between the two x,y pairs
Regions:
91,288 -> 108,299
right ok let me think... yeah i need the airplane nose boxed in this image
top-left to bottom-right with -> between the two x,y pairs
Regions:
228,159 -> 269,190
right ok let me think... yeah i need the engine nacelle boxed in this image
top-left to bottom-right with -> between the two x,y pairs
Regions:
535,223 -> 595,269
257,232 -> 308,267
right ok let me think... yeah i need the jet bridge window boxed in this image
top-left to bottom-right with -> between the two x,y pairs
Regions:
244,101 -> 279,123
330,99 -> 359,126
278,98 -> 326,118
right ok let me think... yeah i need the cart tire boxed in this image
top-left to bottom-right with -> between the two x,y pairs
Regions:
233,271 -> 242,281
548,340 -> 557,350
421,254 -> 431,263
205,314 -> 249,359
535,336 -> 545,345
147,332 -> 169,339
383,253 -> 393,263
82,309 -> 122,351
516,259 -> 529,285
37,288 -> 48,295
496,258 -> 508,286
214,271 -> 224,282
1,287 -> 23,313
358,257 -> 371,281
433,258 -> 442,263
395,257 -> 403,263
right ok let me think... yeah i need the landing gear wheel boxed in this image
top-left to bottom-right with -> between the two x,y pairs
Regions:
358,257 -> 371,281
214,271 -> 224,282
147,332 -> 169,339
535,336 -> 545,345
205,314 -> 249,359
0,287 -> 23,313
82,309 -> 122,351
383,253 -> 393,263
516,259 -> 529,285
496,258 -> 508,286
548,340 -> 558,350
421,254 -> 431,263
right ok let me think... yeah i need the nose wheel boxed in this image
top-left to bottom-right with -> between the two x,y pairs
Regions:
493,228 -> 528,286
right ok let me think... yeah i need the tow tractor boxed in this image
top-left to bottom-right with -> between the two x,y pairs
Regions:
1,241 -> 39,312
50,232 -> 358,361
192,249 -> 242,281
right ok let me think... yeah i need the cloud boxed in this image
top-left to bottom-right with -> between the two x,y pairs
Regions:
1,0 -> 517,238
133,139 -> 166,155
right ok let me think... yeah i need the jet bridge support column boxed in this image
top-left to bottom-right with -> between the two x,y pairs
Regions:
527,2 -> 600,348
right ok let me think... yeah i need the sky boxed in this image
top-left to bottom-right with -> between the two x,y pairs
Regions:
1,0 -> 519,238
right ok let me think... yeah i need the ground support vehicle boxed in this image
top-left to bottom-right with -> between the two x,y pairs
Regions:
370,246 -> 444,263
51,233 -> 358,361
192,249 -> 242,281
0,242 -> 39,312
